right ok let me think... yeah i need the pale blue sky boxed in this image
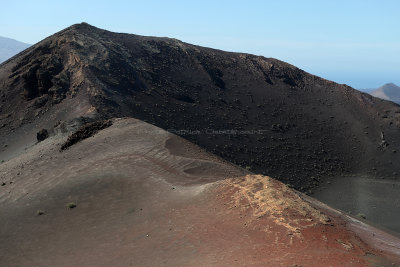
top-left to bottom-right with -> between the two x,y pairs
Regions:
1,0 -> 399,89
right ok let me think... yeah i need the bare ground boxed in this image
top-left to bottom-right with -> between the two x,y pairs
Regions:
0,118 -> 399,266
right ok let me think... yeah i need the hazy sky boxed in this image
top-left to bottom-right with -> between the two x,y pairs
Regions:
1,0 -> 399,89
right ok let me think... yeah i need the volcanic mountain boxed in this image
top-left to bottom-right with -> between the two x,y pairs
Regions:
1,23 -> 400,265
1,118 -> 399,266
1,22 -> 400,192
0,36 -> 30,63
370,83 -> 400,104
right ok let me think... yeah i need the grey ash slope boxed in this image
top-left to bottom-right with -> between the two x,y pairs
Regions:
1,23 -> 400,192
370,83 -> 400,104
0,36 -> 30,63
2,118 -> 399,266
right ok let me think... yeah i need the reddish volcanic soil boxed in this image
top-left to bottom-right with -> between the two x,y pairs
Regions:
0,118 -> 399,266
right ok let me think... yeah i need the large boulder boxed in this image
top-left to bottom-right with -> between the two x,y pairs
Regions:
36,129 -> 49,142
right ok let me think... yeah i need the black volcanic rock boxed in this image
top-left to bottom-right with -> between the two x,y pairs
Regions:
36,129 -> 49,142
60,119 -> 112,150
1,23 -> 400,191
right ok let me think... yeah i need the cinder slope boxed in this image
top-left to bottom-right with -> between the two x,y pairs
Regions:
371,83 -> 400,104
0,118 -> 398,266
1,23 -> 400,192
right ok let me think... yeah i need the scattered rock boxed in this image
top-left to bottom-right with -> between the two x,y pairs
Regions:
37,129 -> 49,142
36,210 -> 45,216
357,213 -> 367,220
66,202 -> 77,209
